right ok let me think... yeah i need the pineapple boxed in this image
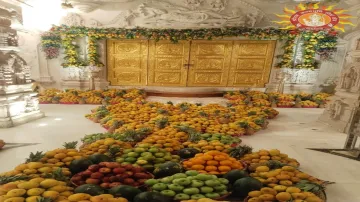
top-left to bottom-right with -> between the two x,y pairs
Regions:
42,168 -> 69,182
228,145 -> 253,159
79,138 -> 132,157
36,197 -> 53,202
0,175 -> 29,185
26,152 -> 45,163
39,142 -> 83,167
155,117 -> 169,129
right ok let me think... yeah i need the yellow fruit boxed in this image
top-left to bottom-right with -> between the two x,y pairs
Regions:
247,198 -> 262,202
22,169 -> 37,175
276,192 -> 292,201
27,188 -> 45,196
68,193 -> 92,202
29,178 -> 44,184
108,198 -> 128,202
4,197 -> 25,202
60,191 -> 73,197
6,189 -> 27,197
273,185 -> 287,192
248,191 -> 262,197
40,179 -> 59,188
96,195 -> 114,199
37,167 -> 52,173
0,195 -> 9,201
255,166 -> 270,172
258,194 -> 275,201
260,187 -> 277,195
292,193 -> 306,200
17,182 -> 39,190
26,163 -> 43,170
269,149 -> 280,156
286,187 -> 301,193
48,186 -> 69,192
14,165 -> 28,172
54,153 -> 67,159
42,191 -> 60,199
25,196 -> 41,202
305,196 -> 323,202
282,166 -> 296,172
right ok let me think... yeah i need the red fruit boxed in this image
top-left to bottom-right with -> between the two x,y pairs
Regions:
99,162 -> 108,167
134,173 -> 148,179
132,167 -> 144,173
113,167 -> 126,174
123,178 -> 135,185
91,172 -> 104,179
125,171 -> 134,176
71,175 -> 82,182
137,179 -> 147,185
123,164 -> 133,170
109,176 -> 121,182
110,182 -> 122,188
100,183 -> 110,189
102,176 -> 110,183
88,165 -> 100,172
78,181 -> 86,185
133,182 -> 140,187
119,174 -> 130,181
86,178 -> 100,185
81,170 -> 92,177
105,162 -> 121,168
99,167 -> 112,173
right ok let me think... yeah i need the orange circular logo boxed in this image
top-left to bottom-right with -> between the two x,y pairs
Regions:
290,9 -> 339,30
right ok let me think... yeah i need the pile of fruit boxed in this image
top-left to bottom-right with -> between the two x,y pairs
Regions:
224,91 -> 331,109
182,151 -> 244,174
79,138 -> 133,156
39,89 -> 145,105
70,162 -> 153,188
145,171 -> 230,200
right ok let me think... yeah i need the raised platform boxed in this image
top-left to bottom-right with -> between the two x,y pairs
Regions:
0,110 -> 45,128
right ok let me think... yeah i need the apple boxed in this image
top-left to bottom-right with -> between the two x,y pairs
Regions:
209,175 -> 218,180
173,178 -> 191,186
123,164 -> 134,171
113,167 -> 126,174
91,172 -> 104,179
85,178 -> 100,185
214,184 -> 227,192
218,178 -> 229,185
190,180 -> 204,188
152,183 -> 168,191
123,178 -> 135,185
186,176 -> 196,181
185,170 -> 199,176
99,167 -> 112,173
200,187 -> 214,194
154,158 -> 166,164
174,194 -> 190,200
160,190 -> 176,197
217,190 -> 229,196
134,173 -> 149,179
134,148 -> 146,153
88,165 -> 100,172
149,148 -> 159,153
163,155 -> 172,161
141,152 -> 153,157
105,162 -> 121,168
183,188 -> 200,195
173,173 -> 188,179
127,152 -> 140,158
205,193 -> 220,199
154,152 -> 165,158
195,174 -> 213,181
190,194 -> 206,200
132,167 -> 144,173
116,158 -> 125,163
125,171 -> 134,176
102,176 -> 110,183
160,176 -> 174,184
110,182 -> 122,188
145,179 -> 159,186
205,180 -> 221,187
100,182 -> 110,189
168,184 -> 185,192
81,170 -> 92,177
123,149 -> 133,154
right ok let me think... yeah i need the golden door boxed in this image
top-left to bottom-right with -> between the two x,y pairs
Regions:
187,41 -> 233,87
148,41 -> 190,86
107,40 -> 148,86
228,40 -> 276,87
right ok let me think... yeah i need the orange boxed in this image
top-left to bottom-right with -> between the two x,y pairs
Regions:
206,151 -> 221,156
202,155 -> 213,161
208,171 -> 220,175
190,158 -> 205,165
205,166 -> 218,172
218,166 -> 231,172
183,161 -> 193,167
195,153 -> 204,157
219,160 -> 232,166
214,155 -> 227,161
206,160 -> 219,166
191,165 -> 205,170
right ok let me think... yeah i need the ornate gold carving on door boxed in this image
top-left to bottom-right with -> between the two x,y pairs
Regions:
228,41 -> 276,87
148,41 -> 190,86
107,40 -> 148,86
187,41 -> 233,87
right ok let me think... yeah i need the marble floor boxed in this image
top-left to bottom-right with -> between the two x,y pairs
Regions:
0,98 -> 360,202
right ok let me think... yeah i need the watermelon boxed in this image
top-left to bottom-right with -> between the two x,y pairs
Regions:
69,158 -> 93,174
153,162 -> 183,178
74,184 -> 104,196
223,170 -> 249,184
179,148 -> 200,159
232,177 -> 263,197
109,185 -> 141,201
88,154 -> 112,164
134,192 -> 172,202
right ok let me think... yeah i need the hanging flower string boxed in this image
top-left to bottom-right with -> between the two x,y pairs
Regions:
40,32 -> 61,59
42,25 -> 338,69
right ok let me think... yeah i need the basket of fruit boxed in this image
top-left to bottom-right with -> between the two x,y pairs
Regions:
70,162 -> 155,189
145,171 -> 231,201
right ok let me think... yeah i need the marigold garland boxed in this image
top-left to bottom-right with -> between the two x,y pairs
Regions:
41,25 -> 338,69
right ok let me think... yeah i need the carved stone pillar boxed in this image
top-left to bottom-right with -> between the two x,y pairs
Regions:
318,30 -> 360,134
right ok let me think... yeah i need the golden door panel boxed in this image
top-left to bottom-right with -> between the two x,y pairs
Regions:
188,41 -> 233,87
107,40 -> 148,86
228,40 -> 276,87
148,41 -> 190,86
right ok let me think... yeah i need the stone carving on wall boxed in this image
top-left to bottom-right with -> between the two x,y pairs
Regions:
0,51 -> 31,85
62,13 -> 84,26
103,0 -> 264,28
329,99 -> 347,120
339,63 -> 360,91
87,19 -> 102,27
270,68 -> 319,84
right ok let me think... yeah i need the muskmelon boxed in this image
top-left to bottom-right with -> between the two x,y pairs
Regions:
88,154 -> 112,164
69,158 -> 93,174
233,177 -> 263,197
153,162 -> 183,178
134,192 -> 172,202
224,170 -> 249,184
109,185 -> 141,201
74,184 -> 104,196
